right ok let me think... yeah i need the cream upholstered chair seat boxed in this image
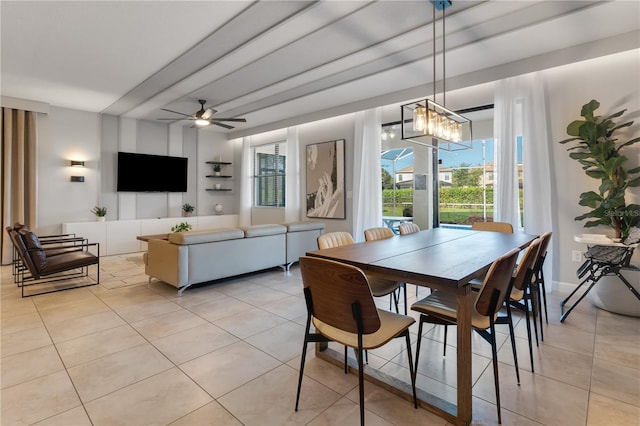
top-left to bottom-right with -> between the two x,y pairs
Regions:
313,308 -> 415,349
363,227 -> 407,314
316,231 -> 354,249
364,226 -> 395,241
398,222 -> 422,296
472,221 -> 514,233
411,247 -> 521,424
317,231 -> 404,311
411,290 -> 497,330
295,256 -> 417,426
398,222 -> 420,235
367,276 -> 403,297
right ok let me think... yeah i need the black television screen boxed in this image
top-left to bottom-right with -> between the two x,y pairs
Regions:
117,152 -> 188,192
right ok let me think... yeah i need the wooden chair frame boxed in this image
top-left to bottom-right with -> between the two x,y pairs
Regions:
295,256 -> 417,426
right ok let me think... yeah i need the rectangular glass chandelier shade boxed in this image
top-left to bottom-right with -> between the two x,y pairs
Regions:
401,99 -> 472,151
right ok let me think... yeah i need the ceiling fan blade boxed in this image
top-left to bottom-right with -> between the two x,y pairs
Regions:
160,108 -> 192,117
212,118 -> 247,122
157,117 -> 190,121
212,121 -> 234,129
201,108 -> 217,120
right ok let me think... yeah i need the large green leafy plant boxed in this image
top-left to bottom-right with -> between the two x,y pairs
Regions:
560,100 -> 640,239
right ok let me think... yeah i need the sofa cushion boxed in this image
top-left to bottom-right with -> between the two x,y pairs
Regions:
285,221 -> 326,233
18,229 -> 47,272
242,224 -> 287,238
168,228 -> 244,245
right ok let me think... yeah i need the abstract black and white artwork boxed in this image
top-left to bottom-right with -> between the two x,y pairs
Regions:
306,139 -> 345,219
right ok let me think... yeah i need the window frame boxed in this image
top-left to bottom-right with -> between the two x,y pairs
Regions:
253,142 -> 287,208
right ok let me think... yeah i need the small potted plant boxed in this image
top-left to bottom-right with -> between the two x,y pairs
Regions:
91,206 -> 107,222
171,222 -> 192,233
182,203 -> 195,217
213,164 -> 222,176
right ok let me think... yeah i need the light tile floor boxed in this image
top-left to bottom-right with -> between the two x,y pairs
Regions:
1,253 -> 639,425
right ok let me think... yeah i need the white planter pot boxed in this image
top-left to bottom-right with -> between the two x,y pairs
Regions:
588,249 -> 640,317
97,217 -> 106,222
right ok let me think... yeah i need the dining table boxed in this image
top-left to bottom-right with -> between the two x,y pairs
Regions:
306,227 -> 536,426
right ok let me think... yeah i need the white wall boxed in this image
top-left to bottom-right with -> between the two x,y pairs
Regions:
298,113 -> 355,234
544,49 -> 640,286
197,129 -> 237,216
37,106 -> 101,235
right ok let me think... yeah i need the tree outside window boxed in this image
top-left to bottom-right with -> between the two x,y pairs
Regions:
254,143 -> 286,207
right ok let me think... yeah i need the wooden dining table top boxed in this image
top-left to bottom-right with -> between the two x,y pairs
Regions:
306,227 -> 536,289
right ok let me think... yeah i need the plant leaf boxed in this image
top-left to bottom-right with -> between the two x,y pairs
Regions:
606,120 -> 633,136
559,136 -> 582,144
580,100 -> 600,120
585,169 -> 606,179
602,109 -> 626,121
617,136 -> 640,151
566,120 -> 587,137
569,152 -> 593,160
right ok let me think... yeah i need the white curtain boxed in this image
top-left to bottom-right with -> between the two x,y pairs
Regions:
285,126 -> 300,223
493,79 -> 521,229
494,72 -> 553,280
238,136 -> 252,226
353,107 -> 382,242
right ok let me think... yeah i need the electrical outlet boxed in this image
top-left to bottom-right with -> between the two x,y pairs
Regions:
572,250 -> 582,262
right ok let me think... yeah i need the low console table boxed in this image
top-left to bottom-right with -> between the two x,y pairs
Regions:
63,214 -> 238,256
136,234 -> 170,242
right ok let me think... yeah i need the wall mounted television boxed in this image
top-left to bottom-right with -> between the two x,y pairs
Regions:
117,152 -> 188,192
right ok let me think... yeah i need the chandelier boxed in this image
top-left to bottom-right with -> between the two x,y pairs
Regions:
401,0 -> 472,151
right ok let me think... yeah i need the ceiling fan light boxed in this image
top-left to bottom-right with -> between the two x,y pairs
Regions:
195,119 -> 210,126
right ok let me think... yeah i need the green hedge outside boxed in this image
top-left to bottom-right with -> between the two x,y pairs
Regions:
383,187 -> 494,205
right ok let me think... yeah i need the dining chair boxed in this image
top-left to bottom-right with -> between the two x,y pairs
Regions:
529,231 -> 552,343
397,222 -> 423,297
318,231 -> 405,314
295,256 -> 417,426
471,221 -> 514,233
507,237 -> 541,372
364,227 -> 407,315
411,248 -> 521,424
398,222 -> 420,235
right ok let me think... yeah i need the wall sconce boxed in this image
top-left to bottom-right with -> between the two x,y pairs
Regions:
70,160 -> 85,181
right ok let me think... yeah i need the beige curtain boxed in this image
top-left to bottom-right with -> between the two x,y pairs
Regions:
1,108 -> 37,265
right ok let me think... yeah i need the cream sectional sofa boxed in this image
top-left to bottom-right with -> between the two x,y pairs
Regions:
144,222 -> 324,295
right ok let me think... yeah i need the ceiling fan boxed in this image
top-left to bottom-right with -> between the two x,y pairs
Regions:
158,99 -> 247,129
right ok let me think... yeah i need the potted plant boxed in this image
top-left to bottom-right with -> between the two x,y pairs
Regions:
171,222 -> 192,233
182,203 -> 195,217
213,164 -> 222,176
91,206 -> 107,222
559,100 -> 640,239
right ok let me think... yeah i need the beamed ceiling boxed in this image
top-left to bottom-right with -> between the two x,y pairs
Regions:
2,1 -> 639,137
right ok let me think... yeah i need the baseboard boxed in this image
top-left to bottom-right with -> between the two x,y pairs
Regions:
552,280 -> 578,293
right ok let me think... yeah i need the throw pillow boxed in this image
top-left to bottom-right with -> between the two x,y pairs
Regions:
18,229 -> 47,272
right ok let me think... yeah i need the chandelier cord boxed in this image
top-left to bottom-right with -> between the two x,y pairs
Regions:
432,1 -> 436,102
443,4 -> 446,106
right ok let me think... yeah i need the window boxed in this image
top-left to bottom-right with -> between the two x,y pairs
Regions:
437,137 -> 524,228
253,142 -> 286,207
381,147 -> 414,219
438,139 -> 494,226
